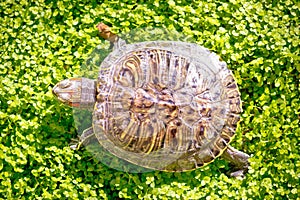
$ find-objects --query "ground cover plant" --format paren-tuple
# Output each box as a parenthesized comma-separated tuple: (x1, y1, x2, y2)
(0, 0, 299, 199)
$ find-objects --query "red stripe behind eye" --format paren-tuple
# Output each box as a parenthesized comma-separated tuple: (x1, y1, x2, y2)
(70, 102, 81, 107)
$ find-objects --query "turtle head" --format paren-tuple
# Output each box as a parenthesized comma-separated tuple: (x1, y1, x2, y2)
(52, 78, 96, 109)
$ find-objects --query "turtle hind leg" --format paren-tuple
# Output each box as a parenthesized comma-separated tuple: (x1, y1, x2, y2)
(221, 145, 250, 177)
(70, 127, 96, 150)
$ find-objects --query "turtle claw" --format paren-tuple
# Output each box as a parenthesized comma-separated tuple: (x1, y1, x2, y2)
(221, 146, 250, 178)
(69, 127, 95, 150)
(70, 144, 78, 150)
(70, 141, 84, 150)
(69, 138, 81, 150)
(229, 169, 247, 178)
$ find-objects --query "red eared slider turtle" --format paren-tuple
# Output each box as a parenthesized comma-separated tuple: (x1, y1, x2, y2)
(53, 23, 250, 176)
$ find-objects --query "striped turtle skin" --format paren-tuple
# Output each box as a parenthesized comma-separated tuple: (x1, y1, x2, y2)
(53, 23, 249, 174)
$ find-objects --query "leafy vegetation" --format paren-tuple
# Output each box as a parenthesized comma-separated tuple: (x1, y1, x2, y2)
(0, 0, 299, 199)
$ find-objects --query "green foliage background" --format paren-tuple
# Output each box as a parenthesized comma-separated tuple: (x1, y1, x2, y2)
(0, 0, 299, 199)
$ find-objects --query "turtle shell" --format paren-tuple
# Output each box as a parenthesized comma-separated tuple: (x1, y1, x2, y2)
(92, 41, 242, 171)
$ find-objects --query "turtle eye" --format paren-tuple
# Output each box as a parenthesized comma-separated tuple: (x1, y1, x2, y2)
(59, 79, 71, 89)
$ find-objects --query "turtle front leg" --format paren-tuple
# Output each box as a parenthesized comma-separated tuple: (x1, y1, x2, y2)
(221, 146, 250, 177)
(96, 22, 126, 50)
(70, 127, 96, 150)
(96, 22, 118, 43)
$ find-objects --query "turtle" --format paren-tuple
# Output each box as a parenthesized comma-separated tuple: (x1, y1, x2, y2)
(52, 23, 250, 176)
